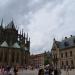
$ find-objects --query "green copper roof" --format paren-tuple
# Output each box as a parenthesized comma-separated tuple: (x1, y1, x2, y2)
(1, 41, 8, 47)
(12, 42, 20, 48)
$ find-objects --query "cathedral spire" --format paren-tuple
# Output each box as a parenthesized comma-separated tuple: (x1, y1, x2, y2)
(24, 32, 25, 38)
(24, 33, 25, 43)
(1, 18, 3, 27)
(11, 20, 15, 28)
(29, 37, 30, 42)
(7, 20, 16, 29)
(20, 30, 21, 35)
(22, 29, 23, 37)
(27, 33, 28, 41)
(53, 38, 56, 41)
(19, 30, 21, 40)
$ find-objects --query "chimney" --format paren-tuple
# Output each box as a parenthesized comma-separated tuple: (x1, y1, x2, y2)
(65, 37, 67, 39)
(70, 35, 72, 37)
(53, 38, 56, 41)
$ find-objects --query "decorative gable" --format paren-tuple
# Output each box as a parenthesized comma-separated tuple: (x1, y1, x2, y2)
(12, 42, 20, 48)
(1, 41, 8, 47)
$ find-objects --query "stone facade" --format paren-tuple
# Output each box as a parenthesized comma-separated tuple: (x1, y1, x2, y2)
(51, 35, 75, 69)
(30, 53, 44, 68)
(0, 19, 30, 67)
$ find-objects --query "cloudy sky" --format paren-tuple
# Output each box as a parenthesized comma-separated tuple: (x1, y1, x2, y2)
(0, 0, 75, 54)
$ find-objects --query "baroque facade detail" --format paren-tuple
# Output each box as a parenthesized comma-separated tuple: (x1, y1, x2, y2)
(51, 35, 75, 69)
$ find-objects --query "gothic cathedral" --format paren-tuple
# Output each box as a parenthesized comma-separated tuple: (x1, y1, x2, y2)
(0, 19, 30, 67)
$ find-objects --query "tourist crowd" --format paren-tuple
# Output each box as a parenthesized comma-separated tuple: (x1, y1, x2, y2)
(0, 65, 18, 75)
(38, 67, 61, 75)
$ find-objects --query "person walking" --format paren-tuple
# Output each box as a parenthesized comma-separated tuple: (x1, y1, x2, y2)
(0, 66, 3, 75)
(54, 69, 58, 75)
(49, 68, 53, 75)
(38, 65, 44, 75)
(58, 69, 61, 75)
(14, 66, 18, 75)
(38, 68, 44, 75)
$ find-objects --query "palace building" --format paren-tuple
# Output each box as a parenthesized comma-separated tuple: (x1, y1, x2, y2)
(0, 19, 30, 66)
(30, 53, 44, 68)
(51, 35, 75, 69)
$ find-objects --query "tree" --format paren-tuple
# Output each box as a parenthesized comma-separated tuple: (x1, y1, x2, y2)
(44, 59, 49, 65)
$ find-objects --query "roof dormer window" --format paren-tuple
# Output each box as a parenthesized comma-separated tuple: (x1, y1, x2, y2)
(73, 39, 75, 43)
(64, 42, 69, 47)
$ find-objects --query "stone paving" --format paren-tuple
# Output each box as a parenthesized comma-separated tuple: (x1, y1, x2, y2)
(16, 69, 75, 75)
(61, 69, 75, 75)
(17, 69, 38, 75)
(0, 69, 75, 75)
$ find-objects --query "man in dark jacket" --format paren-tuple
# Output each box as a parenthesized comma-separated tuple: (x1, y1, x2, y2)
(14, 67, 18, 75)
(54, 69, 58, 75)
(49, 68, 53, 75)
(38, 69, 44, 75)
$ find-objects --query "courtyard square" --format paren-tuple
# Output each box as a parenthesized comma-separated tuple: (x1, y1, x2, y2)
(9, 69, 75, 75)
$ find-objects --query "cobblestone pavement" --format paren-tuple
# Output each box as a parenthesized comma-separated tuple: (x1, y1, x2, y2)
(0, 69, 75, 75)
(61, 69, 75, 75)
(16, 69, 75, 75)
(0, 69, 38, 75)
(17, 69, 38, 75)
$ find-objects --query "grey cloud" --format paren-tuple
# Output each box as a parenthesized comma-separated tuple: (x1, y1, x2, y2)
(0, 0, 52, 54)
(0, 0, 52, 32)
(28, 0, 75, 54)
(0, 0, 75, 54)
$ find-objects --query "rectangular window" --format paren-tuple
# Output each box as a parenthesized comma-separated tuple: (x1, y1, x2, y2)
(62, 61, 64, 66)
(61, 53, 63, 58)
(66, 61, 68, 65)
(71, 60, 73, 65)
(54, 55, 55, 58)
(54, 54, 57, 58)
(70, 51, 72, 57)
(55, 54, 57, 58)
(65, 52, 67, 58)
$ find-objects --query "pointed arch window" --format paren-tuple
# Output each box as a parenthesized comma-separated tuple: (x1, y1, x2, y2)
(16, 53, 19, 63)
(4, 51, 8, 63)
(0, 51, 3, 62)
(11, 51, 15, 62)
